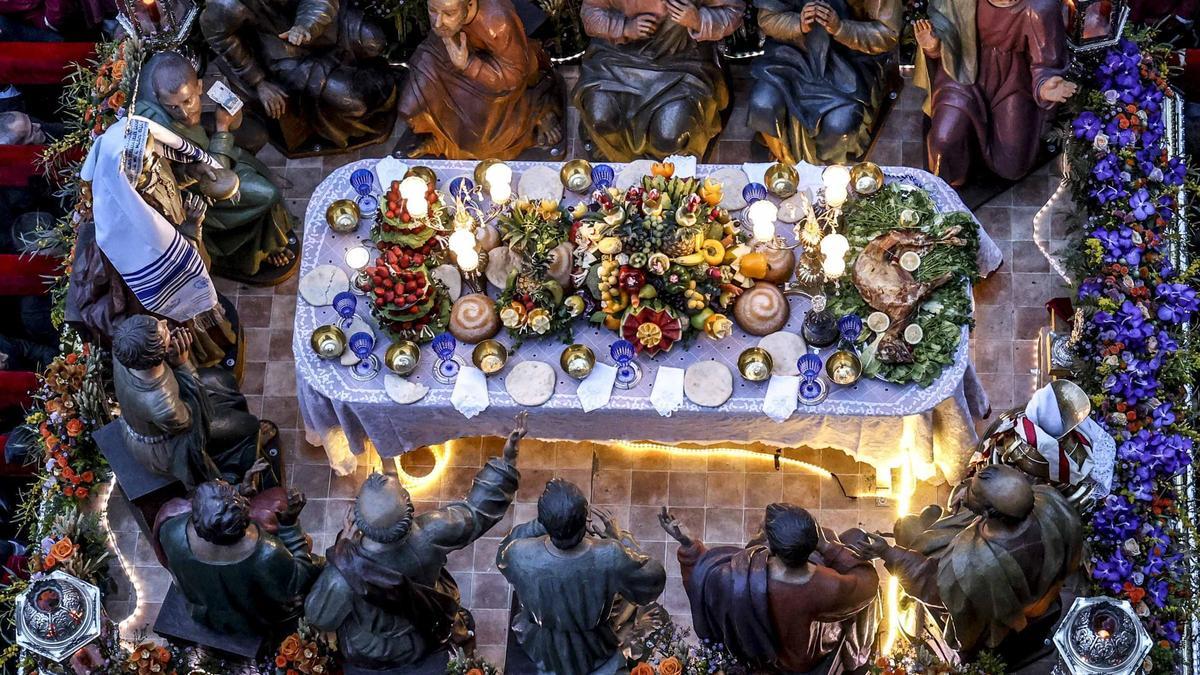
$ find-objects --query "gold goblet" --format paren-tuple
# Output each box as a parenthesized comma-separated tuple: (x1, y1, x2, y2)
(560, 159, 594, 194)
(826, 349, 863, 385)
(472, 339, 508, 375)
(850, 162, 885, 196)
(311, 325, 348, 359)
(560, 344, 595, 380)
(325, 199, 361, 233)
(385, 340, 421, 376)
(737, 347, 774, 382)
(765, 163, 800, 199)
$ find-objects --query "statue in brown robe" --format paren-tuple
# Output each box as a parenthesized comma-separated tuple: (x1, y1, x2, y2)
(662, 504, 879, 674)
(913, 0, 1078, 186)
(574, 0, 744, 161)
(399, 0, 564, 159)
(846, 465, 1083, 666)
(200, 0, 397, 154)
(749, 0, 901, 164)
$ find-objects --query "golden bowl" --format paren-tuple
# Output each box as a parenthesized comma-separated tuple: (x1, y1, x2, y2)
(850, 162, 884, 196)
(765, 162, 799, 199)
(311, 325, 347, 359)
(472, 339, 508, 375)
(826, 349, 863, 385)
(196, 167, 241, 202)
(560, 344, 595, 380)
(474, 159, 502, 188)
(385, 340, 421, 376)
(737, 347, 774, 382)
(326, 199, 361, 233)
(560, 159, 594, 194)
(405, 165, 438, 188)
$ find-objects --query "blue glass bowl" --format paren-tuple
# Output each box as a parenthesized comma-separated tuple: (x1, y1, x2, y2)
(332, 291, 357, 326)
(797, 353, 823, 379)
(742, 182, 768, 204)
(349, 331, 374, 359)
(838, 315, 863, 343)
(350, 168, 376, 196)
(432, 332, 458, 360)
(447, 176, 474, 198)
(591, 164, 615, 186)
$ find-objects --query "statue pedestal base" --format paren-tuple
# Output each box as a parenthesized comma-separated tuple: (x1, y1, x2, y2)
(342, 649, 449, 675)
(154, 584, 265, 658)
(95, 420, 186, 543)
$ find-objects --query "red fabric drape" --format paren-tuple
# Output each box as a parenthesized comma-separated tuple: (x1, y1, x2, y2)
(0, 371, 37, 410)
(0, 42, 93, 84)
(0, 254, 60, 296)
(0, 145, 44, 187)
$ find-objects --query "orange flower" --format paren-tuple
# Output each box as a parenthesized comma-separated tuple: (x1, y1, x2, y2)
(42, 554, 56, 569)
(81, 471, 95, 483)
(154, 647, 170, 662)
(650, 162, 675, 178)
(64, 353, 77, 365)
(62, 466, 76, 480)
(466, 670, 484, 675)
(74, 487, 89, 499)
(279, 635, 302, 658)
(631, 663, 654, 675)
(658, 656, 682, 675)
(45, 399, 62, 414)
(50, 538, 75, 560)
(66, 418, 84, 437)
(108, 90, 126, 109)
(275, 656, 289, 668)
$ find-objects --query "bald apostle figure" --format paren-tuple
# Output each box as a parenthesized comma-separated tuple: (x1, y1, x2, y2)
(399, 0, 564, 159)
(137, 52, 298, 286)
(913, 0, 1077, 186)
(573, 0, 744, 161)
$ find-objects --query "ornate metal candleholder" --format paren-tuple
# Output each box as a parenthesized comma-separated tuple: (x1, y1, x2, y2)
(431, 332, 464, 384)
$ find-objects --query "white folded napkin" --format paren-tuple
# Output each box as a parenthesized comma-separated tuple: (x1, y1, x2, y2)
(664, 155, 698, 178)
(650, 366, 685, 417)
(795, 160, 825, 185)
(577, 363, 617, 412)
(375, 157, 409, 188)
(742, 162, 773, 185)
(763, 375, 800, 422)
(451, 366, 489, 418)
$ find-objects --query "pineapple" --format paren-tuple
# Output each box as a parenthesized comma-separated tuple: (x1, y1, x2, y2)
(662, 225, 701, 257)
(515, 273, 541, 296)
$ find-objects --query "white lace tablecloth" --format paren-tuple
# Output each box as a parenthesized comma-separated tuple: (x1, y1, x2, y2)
(295, 159, 1003, 480)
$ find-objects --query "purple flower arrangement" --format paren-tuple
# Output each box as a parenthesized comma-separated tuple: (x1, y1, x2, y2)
(1066, 38, 1198, 672)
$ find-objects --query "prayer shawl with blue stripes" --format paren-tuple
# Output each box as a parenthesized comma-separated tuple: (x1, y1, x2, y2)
(81, 116, 221, 323)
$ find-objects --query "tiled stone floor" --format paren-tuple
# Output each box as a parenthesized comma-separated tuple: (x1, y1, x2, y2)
(105, 68, 1070, 664)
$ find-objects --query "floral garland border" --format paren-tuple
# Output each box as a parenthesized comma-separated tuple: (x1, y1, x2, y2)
(1064, 36, 1198, 673)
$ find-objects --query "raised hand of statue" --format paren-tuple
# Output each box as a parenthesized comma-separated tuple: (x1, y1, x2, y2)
(665, 0, 701, 31)
(503, 411, 528, 465)
(658, 506, 694, 547)
(1039, 76, 1079, 104)
(183, 192, 208, 240)
(810, 1, 840, 35)
(215, 106, 244, 133)
(443, 33, 470, 71)
(589, 506, 623, 540)
(623, 13, 660, 40)
(913, 19, 940, 56)
(278, 25, 313, 46)
(338, 502, 359, 541)
(277, 488, 307, 526)
(843, 529, 891, 561)
(166, 327, 192, 368)
(240, 457, 271, 492)
(255, 81, 289, 119)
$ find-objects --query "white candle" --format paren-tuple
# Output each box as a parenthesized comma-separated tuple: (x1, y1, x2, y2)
(344, 245, 371, 270)
(398, 176, 429, 218)
(746, 200, 779, 243)
(456, 246, 480, 272)
(822, 165, 850, 209)
(484, 162, 513, 204)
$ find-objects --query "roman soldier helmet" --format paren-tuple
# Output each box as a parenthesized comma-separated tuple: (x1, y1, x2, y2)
(353, 473, 415, 544)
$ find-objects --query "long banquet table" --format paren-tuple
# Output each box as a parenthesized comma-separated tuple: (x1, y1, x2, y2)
(295, 159, 1002, 480)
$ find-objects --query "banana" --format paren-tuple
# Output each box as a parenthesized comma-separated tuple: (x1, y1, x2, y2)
(672, 251, 706, 266)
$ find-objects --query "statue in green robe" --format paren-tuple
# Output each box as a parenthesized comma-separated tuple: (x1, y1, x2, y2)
(135, 52, 297, 285)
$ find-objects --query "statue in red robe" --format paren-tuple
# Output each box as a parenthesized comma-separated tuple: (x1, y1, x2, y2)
(913, 0, 1078, 186)
(399, 0, 564, 159)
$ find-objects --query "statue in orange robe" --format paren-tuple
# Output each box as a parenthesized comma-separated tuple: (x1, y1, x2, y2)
(399, 0, 564, 159)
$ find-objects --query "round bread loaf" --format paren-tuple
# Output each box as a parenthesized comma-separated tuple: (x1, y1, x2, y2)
(733, 282, 790, 336)
(450, 293, 500, 343)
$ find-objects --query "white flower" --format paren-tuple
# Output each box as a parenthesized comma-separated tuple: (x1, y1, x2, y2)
(1150, 168, 1164, 182)
(1124, 538, 1142, 556)
(1104, 90, 1120, 104)
(1093, 133, 1109, 150)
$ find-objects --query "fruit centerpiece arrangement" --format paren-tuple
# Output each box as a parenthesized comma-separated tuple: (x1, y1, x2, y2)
(362, 179, 454, 342)
(827, 182, 979, 386)
(494, 199, 580, 343)
(573, 164, 747, 355)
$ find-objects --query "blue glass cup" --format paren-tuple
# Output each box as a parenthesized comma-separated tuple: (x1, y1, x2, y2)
(431, 332, 462, 384)
(348, 331, 380, 380)
(797, 353, 827, 405)
(610, 339, 642, 389)
(332, 291, 357, 327)
(742, 182, 768, 205)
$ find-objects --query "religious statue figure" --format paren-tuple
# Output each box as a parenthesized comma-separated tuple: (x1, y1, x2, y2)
(155, 479, 322, 635)
(303, 414, 526, 670)
(748, 0, 901, 164)
(913, 0, 1077, 186)
(660, 504, 880, 674)
(111, 315, 270, 490)
(70, 116, 238, 367)
(398, 0, 564, 159)
(497, 479, 667, 675)
(573, 0, 744, 161)
(136, 52, 299, 286)
(199, 0, 397, 154)
(846, 465, 1083, 664)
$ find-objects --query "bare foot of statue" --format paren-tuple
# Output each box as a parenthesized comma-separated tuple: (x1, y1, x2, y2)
(535, 112, 564, 148)
(410, 136, 440, 158)
(266, 247, 295, 268)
